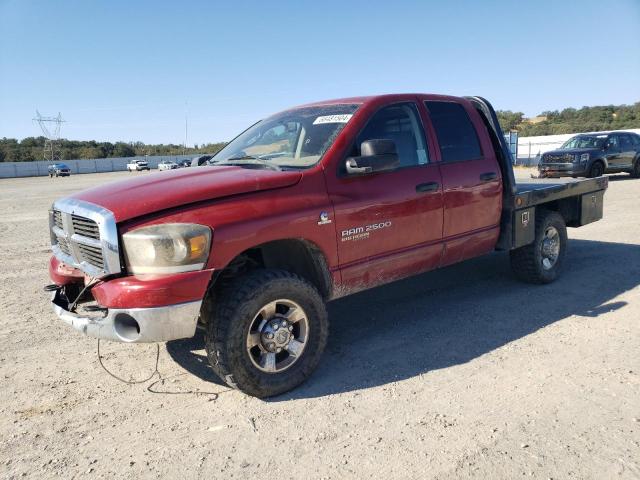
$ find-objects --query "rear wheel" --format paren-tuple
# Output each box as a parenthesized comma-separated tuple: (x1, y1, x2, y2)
(588, 161, 604, 178)
(510, 210, 567, 284)
(204, 269, 328, 398)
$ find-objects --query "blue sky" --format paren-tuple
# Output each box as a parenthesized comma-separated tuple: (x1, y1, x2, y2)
(1, 0, 639, 145)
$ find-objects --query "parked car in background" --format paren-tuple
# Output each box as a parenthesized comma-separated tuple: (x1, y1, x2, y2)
(158, 160, 179, 171)
(539, 131, 640, 178)
(126, 160, 150, 172)
(47, 163, 71, 177)
(177, 159, 192, 168)
(191, 154, 215, 167)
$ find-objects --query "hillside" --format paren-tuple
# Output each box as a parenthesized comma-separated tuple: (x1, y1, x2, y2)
(0, 138, 226, 162)
(497, 102, 640, 136)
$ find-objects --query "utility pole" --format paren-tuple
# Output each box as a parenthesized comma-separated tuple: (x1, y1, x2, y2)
(33, 111, 65, 162)
(183, 101, 188, 155)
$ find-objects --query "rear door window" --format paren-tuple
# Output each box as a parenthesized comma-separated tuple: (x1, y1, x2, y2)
(620, 134, 634, 151)
(424, 101, 482, 162)
(606, 135, 621, 152)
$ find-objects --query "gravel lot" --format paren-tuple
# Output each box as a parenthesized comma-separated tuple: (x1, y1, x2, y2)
(1, 170, 639, 479)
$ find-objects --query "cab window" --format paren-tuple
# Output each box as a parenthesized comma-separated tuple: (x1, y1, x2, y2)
(620, 134, 634, 151)
(425, 101, 482, 162)
(355, 103, 429, 167)
(606, 135, 621, 152)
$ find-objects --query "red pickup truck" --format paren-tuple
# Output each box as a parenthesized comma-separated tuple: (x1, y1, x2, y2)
(47, 94, 607, 397)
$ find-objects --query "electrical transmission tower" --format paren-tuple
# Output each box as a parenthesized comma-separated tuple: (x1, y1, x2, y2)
(33, 111, 65, 162)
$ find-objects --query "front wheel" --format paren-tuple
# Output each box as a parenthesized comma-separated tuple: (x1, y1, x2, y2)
(588, 161, 604, 178)
(510, 210, 567, 284)
(204, 269, 328, 398)
(631, 159, 640, 178)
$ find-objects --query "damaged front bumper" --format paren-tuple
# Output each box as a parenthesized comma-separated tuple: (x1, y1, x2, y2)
(538, 162, 588, 177)
(51, 289, 201, 343)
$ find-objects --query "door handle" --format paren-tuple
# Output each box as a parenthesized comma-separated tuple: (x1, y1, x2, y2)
(416, 182, 439, 193)
(480, 172, 497, 182)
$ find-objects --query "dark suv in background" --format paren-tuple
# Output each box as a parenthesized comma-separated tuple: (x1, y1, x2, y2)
(47, 163, 71, 177)
(538, 131, 640, 178)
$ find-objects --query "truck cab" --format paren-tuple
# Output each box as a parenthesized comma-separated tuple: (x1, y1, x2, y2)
(47, 94, 607, 397)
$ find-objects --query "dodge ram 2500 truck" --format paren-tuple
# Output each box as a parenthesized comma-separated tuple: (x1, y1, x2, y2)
(47, 94, 608, 397)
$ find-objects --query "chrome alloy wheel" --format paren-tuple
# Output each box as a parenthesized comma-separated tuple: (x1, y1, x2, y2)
(541, 226, 561, 270)
(246, 299, 309, 373)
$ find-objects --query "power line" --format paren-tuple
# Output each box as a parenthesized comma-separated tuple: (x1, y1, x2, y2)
(33, 111, 65, 162)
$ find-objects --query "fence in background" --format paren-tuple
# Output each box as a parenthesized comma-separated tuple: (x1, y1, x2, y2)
(0, 155, 196, 178)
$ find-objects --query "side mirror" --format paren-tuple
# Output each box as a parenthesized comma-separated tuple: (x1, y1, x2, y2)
(345, 139, 400, 175)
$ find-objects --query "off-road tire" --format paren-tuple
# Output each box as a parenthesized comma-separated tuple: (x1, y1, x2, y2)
(588, 161, 604, 178)
(203, 269, 328, 398)
(510, 210, 567, 284)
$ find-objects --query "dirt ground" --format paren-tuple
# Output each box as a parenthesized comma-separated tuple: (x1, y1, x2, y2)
(1, 170, 639, 479)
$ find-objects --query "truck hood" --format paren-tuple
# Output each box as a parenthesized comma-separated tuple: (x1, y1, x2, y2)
(71, 166, 302, 222)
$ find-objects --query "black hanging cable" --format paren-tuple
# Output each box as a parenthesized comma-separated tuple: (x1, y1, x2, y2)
(97, 339, 160, 384)
(96, 339, 221, 397)
(68, 277, 99, 313)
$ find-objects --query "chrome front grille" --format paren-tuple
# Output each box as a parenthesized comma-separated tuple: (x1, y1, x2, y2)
(544, 153, 574, 163)
(71, 214, 100, 240)
(49, 199, 121, 278)
(53, 210, 64, 229)
(56, 235, 73, 256)
(76, 243, 105, 269)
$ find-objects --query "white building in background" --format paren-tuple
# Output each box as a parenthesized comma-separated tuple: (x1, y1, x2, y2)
(517, 128, 640, 164)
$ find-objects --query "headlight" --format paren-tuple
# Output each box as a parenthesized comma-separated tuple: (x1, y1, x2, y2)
(122, 223, 211, 274)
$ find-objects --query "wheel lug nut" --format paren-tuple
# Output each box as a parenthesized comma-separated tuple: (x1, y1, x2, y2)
(281, 321, 287, 327)
(266, 333, 274, 339)
(273, 324, 279, 330)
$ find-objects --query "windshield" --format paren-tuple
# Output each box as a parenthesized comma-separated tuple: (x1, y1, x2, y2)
(561, 135, 606, 149)
(211, 104, 359, 169)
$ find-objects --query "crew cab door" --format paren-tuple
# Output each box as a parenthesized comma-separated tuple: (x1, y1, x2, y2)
(619, 134, 636, 168)
(604, 134, 623, 169)
(423, 100, 503, 266)
(326, 102, 444, 292)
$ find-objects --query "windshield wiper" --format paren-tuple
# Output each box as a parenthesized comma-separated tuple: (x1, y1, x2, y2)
(212, 156, 281, 171)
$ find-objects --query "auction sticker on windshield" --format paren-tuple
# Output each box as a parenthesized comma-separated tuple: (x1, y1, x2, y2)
(313, 114, 353, 125)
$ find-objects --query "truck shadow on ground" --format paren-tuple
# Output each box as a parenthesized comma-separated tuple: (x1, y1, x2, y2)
(166, 239, 639, 399)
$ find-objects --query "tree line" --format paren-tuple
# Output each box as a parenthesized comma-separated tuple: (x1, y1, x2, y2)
(2, 101, 639, 161)
(497, 102, 640, 137)
(0, 138, 227, 162)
